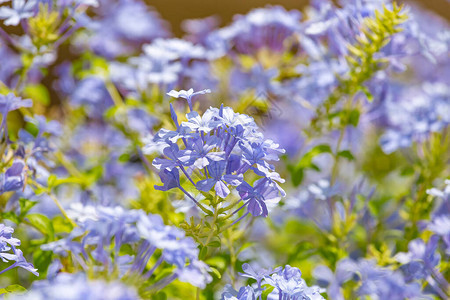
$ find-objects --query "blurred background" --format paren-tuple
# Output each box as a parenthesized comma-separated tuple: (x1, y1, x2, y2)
(146, 0, 450, 36)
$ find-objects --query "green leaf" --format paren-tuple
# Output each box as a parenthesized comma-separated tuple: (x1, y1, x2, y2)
(24, 84, 50, 106)
(118, 153, 130, 163)
(0, 212, 20, 224)
(0, 284, 27, 295)
(33, 249, 53, 274)
(400, 166, 415, 176)
(151, 292, 167, 300)
(19, 198, 37, 216)
(348, 109, 360, 127)
(26, 213, 54, 237)
(297, 144, 332, 169)
(52, 216, 75, 234)
(47, 174, 57, 189)
(199, 246, 208, 260)
(291, 167, 304, 187)
(337, 150, 355, 161)
(210, 266, 222, 279)
(290, 144, 331, 186)
(206, 240, 221, 248)
(205, 257, 226, 269)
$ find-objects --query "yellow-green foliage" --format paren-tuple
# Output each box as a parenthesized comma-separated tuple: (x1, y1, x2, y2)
(313, 3, 408, 132)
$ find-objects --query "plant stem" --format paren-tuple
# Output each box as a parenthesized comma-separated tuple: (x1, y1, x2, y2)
(55, 151, 84, 178)
(204, 195, 219, 247)
(49, 193, 77, 227)
(105, 80, 124, 107)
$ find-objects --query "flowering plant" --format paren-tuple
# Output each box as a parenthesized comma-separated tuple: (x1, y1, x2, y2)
(0, 0, 449, 299)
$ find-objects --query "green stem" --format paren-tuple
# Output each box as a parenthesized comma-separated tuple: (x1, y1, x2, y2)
(226, 228, 237, 286)
(204, 195, 220, 247)
(48, 193, 77, 228)
(330, 127, 345, 186)
(54, 151, 84, 179)
(105, 80, 124, 107)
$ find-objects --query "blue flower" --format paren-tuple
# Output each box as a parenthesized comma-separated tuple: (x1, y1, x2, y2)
(222, 264, 324, 300)
(0, 93, 32, 137)
(221, 284, 257, 300)
(71, 77, 113, 118)
(149, 91, 285, 219)
(41, 204, 211, 290)
(206, 6, 302, 55)
(196, 160, 243, 198)
(0, 224, 20, 262)
(239, 263, 281, 291)
(167, 88, 211, 111)
(0, 223, 38, 276)
(85, 0, 170, 58)
(379, 83, 449, 154)
(0, 0, 37, 26)
(154, 168, 181, 192)
(178, 136, 225, 169)
(9, 272, 138, 300)
(0, 160, 26, 194)
(181, 110, 223, 133)
(355, 259, 423, 299)
(230, 64, 280, 96)
(395, 236, 441, 281)
(236, 179, 282, 217)
(313, 259, 358, 300)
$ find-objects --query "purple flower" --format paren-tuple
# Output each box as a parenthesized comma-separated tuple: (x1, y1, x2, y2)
(149, 92, 285, 218)
(379, 83, 449, 154)
(153, 143, 183, 171)
(0, 0, 37, 26)
(427, 216, 450, 254)
(239, 263, 281, 290)
(9, 272, 139, 300)
(196, 160, 243, 198)
(355, 259, 423, 299)
(395, 236, 441, 281)
(154, 168, 181, 192)
(181, 110, 223, 133)
(85, 0, 170, 59)
(0, 224, 20, 262)
(224, 264, 324, 300)
(207, 6, 302, 55)
(0, 93, 32, 136)
(24, 115, 62, 137)
(41, 204, 211, 289)
(221, 285, 257, 300)
(237, 179, 282, 217)
(182, 16, 220, 45)
(230, 65, 280, 97)
(70, 77, 113, 118)
(178, 136, 225, 169)
(1, 160, 26, 194)
(11, 249, 39, 276)
(0, 223, 38, 276)
(167, 88, 211, 111)
(313, 259, 358, 300)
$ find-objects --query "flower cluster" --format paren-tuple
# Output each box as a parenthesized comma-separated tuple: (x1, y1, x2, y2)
(147, 89, 285, 219)
(222, 264, 324, 300)
(314, 258, 424, 300)
(0, 223, 38, 276)
(42, 203, 212, 290)
(0, 0, 449, 299)
(205, 5, 302, 55)
(380, 83, 450, 154)
(10, 272, 139, 300)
